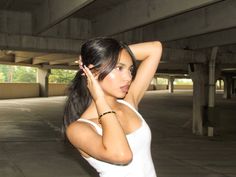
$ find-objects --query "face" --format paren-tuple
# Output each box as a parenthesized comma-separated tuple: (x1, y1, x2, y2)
(99, 49, 134, 99)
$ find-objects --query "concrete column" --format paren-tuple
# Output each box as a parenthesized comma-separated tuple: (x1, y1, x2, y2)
(189, 63, 208, 135)
(223, 76, 232, 99)
(218, 79, 223, 90)
(168, 76, 174, 93)
(152, 76, 158, 90)
(215, 64, 222, 91)
(207, 47, 218, 137)
(37, 68, 51, 97)
(232, 78, 236, 95)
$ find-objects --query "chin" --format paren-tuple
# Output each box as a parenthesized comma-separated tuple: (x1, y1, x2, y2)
(106, 91, 127, 99)
(117, 95, 125, 99)
(116, 92, 127, 99)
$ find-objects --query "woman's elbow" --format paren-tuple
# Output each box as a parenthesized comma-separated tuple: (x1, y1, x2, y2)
(113, 150, 133, 164)
(153, 41, 162, 50)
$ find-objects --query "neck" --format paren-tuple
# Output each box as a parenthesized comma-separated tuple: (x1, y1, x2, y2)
(90, 95, 121, 110)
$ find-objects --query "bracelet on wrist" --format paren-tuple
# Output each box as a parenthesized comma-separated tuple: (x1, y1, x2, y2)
(98, 110, 116, 124)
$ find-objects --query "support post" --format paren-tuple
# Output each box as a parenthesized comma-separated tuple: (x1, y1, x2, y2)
(232, 78, 236, 95)
(152, 76, 158, 90)
(189, 63, 208, 135)
(207, 47, 218, 136)
(168, 76, 174, 93)
(37, 68, 51, 97)
(223, 75, 232, 99)
(219, 79, 223, 90)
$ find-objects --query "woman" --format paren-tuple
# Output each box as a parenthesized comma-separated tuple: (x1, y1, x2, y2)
(63, 37, 162, 177)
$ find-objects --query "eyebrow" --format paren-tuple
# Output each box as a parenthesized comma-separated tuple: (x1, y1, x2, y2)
(117, 62, 133, 68)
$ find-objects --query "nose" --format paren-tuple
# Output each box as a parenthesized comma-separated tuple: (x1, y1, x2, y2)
(123, 69, 132, 82)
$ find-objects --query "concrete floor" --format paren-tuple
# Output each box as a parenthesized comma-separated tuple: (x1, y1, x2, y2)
(0, 90, 236, 177)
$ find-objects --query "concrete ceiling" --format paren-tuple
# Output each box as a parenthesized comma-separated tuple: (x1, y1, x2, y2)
(0, 0, 235, 77)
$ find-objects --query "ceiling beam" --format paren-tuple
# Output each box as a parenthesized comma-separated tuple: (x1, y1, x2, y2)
(143, 0, 236, 41)
(49, 58, 77, 65)
(34, 53, 77, 60)
(164, 28, 236, 49)
(157, 69, 189, 75)
(32, 58, 48, 65)
(157, 63, 188, 75)
(0, 33, 83, 53)
(113, 0, 236, 43)
(217, 53, 236, 64)
(162, 48, 206, 63)
(163, 48, 236, 64)
(0, 54, 14, 61)
(92, 0, 221, 36)
(41, 64, 79, 70)
(0, 61, 37, 67)
(33, 0, 94, 34)
(15, 56, 31, 63)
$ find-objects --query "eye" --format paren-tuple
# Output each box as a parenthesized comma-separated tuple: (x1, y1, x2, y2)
(129, 66, 134, 71)
(115, 65, 124, 71)
(129, 66, 135, 74)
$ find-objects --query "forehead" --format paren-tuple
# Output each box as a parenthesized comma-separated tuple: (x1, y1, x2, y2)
(118, 49, 133, 65)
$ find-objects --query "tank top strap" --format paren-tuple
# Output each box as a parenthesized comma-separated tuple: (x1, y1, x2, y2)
(117, 99, 143, 120)
(77, 118, 102, 135)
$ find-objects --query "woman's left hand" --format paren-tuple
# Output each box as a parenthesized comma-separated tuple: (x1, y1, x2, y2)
(80, 65, 105, 101)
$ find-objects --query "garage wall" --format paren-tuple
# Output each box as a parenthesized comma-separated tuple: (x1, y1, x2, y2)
(0, 83, 40, 99)
(0, 83, 198, 99)
(0, 83, 68, 99)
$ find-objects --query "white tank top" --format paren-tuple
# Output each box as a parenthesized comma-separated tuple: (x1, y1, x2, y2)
(77, 99, 157, 177)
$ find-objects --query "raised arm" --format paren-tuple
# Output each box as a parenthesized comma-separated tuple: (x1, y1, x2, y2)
(66, 65, 133, 165)
(125, 41, 162, 107)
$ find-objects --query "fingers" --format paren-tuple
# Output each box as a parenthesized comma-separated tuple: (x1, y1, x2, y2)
(79, 65, 104, 100)
(84, 66, 94, 78)
(79, 65, 96, 87)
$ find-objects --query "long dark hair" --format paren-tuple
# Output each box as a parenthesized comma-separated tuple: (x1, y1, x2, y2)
(63, 37, 137, 128)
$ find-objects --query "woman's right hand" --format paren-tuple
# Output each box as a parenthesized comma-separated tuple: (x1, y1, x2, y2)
(80, 65, 105, 101)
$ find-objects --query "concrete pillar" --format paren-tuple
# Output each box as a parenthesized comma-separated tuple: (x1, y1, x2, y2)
(208, 56, 216, 107)
(37, 68, 51, 97)
(232, 78, 236, 95)
(168, 76, 174, 93)
(207, 47, 218, 137)
(219, 79, 223, 90)
(152, 76, 158, 90)
(189, 63, 208, 135)
(223, 76, 232, 99)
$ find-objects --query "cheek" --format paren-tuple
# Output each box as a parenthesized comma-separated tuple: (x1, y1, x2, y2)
(107, 72, 116, 80)
(100, 72, 118, 88)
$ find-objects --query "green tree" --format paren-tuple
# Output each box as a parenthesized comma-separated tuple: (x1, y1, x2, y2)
(49, 69, 77, 83)
(0, 72, 5, 82)
(157, 78, 168, 84)
(0, 65, 76, 83)
(0, 65, 13, 82)
(174, 79, 192, 85)
(13, 66, 36, 83)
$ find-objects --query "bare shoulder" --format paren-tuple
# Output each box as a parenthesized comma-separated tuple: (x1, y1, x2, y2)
(66, 120, 98, 145)
(66, 120, 85, 134)
(66, 119, 110, 161)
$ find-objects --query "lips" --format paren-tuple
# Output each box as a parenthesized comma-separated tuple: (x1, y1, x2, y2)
(120, 85, 130, 93)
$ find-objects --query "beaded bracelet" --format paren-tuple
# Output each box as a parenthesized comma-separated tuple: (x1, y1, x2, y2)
(98, 110, 116, 124)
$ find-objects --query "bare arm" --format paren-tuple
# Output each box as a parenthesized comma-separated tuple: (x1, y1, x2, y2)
(66, 110, 132, 164)
(125, 41, 162, 107)
(66, 66, 132, 164)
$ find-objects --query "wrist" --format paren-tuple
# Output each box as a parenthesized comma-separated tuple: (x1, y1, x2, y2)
(98, 110, 116, 124)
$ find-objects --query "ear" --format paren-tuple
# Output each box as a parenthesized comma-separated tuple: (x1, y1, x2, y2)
(78, 56, 83, 66)
(88, 64, 94, 69)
